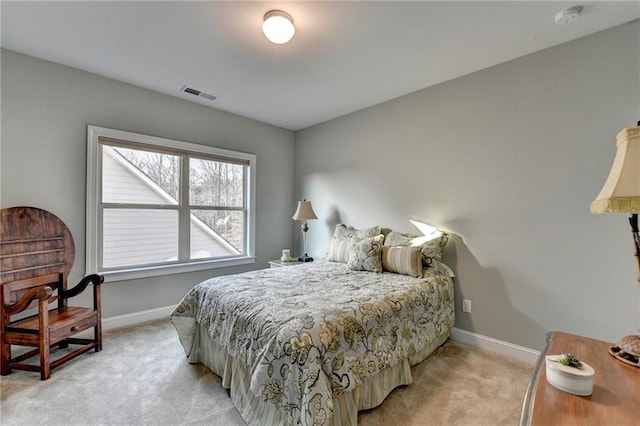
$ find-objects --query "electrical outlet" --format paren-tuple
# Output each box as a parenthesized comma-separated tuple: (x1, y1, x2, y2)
(462, 299, 472, 313)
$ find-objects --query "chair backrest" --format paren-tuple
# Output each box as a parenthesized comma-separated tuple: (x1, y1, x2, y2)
(0, 207, 74, 309)
(1, 273, 62, 312)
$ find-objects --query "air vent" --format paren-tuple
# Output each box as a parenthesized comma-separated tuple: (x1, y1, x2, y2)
(199, 92, 217, 101)
(180, 86, 217, 102)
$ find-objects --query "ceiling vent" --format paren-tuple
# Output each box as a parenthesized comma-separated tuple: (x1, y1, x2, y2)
(180, 86, 217, 101)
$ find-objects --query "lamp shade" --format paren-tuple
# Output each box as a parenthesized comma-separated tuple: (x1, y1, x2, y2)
(262, 10, 295, 44)
(292, 200, 318, 221)
(591, 126, 640, 214)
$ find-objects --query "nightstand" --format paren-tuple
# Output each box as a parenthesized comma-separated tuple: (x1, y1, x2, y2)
(268, 259, 302, 268)
(521, 331, 640, 425)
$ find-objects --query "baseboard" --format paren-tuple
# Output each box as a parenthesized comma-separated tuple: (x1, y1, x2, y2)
(100, 309, 539, 365)
(451, 327, 540, 365)
(102, 305, 176, 331)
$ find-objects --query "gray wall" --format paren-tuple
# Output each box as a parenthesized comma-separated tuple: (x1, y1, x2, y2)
(294, 21, 640, 350)
(1, 49, 296, 318)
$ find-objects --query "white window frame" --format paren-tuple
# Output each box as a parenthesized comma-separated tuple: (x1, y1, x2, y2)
(86, 125, 256, 281)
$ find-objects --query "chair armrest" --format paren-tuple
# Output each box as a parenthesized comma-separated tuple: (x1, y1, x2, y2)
(62, 274, 104, 299)
(5, 286, 52, 316)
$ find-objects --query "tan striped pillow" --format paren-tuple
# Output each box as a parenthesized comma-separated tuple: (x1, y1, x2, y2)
(382, 246, 423, 278)
(327, 237, 352, 263)
(383, 231, 449, 266)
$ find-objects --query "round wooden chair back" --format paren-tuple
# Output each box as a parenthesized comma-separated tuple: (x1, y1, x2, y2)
(0, 206, 74, 286)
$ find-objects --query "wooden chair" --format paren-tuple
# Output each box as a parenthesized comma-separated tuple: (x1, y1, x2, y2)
(0, 206, 103, 380)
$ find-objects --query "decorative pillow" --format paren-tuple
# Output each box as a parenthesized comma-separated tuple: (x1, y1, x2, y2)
(327, 224, 382, 263)
(347, 234, 384, 273)
(383, 230, 449, 266)
(327, 237, 352, 263)
(381, 246, 423, 278)
(333, 224, 382, 240)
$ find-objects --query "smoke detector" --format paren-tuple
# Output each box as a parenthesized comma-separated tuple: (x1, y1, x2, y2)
(555, 6, 583, 25)
(180, 86, 217, 101)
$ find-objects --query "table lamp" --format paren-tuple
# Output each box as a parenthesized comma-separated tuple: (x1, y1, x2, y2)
(591, 122, 640, 367)
(292, 200, 318, 262)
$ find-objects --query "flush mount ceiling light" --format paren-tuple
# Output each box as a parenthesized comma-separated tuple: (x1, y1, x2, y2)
(555, 5, 583, 25)
(262, 9, 295, 44)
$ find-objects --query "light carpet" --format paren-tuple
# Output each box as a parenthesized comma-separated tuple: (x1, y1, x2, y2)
(0, 320, 531, 425)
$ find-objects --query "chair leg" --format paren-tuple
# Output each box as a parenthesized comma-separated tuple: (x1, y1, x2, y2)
(95, 323, 102, 352)
(40, 339, 50, 380)
(1, 342, 11, 376)
(38, 300, 50, 380)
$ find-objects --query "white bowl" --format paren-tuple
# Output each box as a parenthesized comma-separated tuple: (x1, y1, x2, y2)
(545, 355, 595, 396)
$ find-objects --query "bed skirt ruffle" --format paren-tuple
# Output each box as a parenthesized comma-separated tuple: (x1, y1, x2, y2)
(178, 319, 449, 426)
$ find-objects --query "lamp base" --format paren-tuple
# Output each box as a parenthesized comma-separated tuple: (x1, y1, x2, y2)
(609, 334, 640, 367)
(298, 254, 314, 262)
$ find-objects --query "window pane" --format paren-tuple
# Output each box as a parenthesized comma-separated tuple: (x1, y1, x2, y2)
(190, 210, 244, 258)
(89, 126, 256, 278)
(103, 209, 178, 268)
(102, 146, 179, 204)
(189, 158, 244, 207)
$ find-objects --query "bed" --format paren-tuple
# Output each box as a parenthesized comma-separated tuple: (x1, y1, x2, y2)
(170, 225, 454, 426)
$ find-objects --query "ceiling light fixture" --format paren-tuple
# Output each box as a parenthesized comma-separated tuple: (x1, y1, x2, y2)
(262, 10, 295, 44)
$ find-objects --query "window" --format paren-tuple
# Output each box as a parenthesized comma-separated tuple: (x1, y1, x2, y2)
(87, 126, 256, 281)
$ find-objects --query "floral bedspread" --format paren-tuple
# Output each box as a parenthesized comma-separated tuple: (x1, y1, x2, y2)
(171, 260, 454, 425)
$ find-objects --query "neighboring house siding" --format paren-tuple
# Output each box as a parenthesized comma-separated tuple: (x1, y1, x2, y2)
(103, 209, 179, 267)
(101, 147, 237, 268)
(102, 151, 170, 204)
(191, 223, 237, 259)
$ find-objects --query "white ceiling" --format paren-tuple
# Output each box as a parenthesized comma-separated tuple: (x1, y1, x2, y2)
(2, 1, 639, 131)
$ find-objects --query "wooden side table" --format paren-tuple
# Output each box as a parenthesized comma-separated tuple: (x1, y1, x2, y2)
(520, 331, 640, 426)
(268, 259, 302, 268)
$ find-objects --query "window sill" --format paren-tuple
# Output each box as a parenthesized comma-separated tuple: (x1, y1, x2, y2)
(96, 256, 256, 282)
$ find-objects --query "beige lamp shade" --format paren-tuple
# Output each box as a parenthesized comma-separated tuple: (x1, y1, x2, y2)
(591, 126, 640, 214)
(292, 200, 318, 220)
